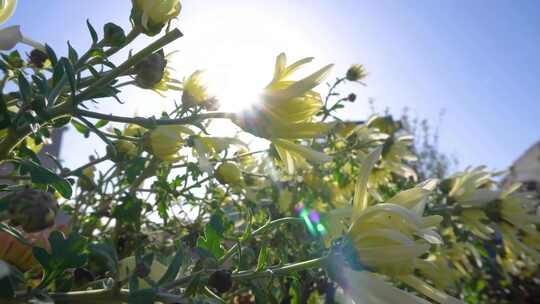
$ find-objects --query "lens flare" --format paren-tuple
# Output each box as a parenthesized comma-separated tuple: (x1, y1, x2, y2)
(296, 204, 326, 237)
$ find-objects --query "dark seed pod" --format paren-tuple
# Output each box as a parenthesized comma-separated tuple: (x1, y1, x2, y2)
(29, 49, 48, 68)
(7, 188, 58, 233)
(208, 269, 232, 293)
(134, 50, 166, 89)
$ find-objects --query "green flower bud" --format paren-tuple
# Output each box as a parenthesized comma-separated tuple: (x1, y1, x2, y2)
(215, 162, 242, 186)
(103, 23, 126, 47)
(107, 140, 138, 162)
(346, 64, 366, 82)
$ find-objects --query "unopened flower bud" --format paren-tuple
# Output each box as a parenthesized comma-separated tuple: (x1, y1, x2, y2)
(131, 0, 181, 36)
(347, 93, 356, 102)
(123, 124, 146, 137)
(7, 188, 58, 233)
(346, 64, 366, 82)
(78, 166, 96, 191)
(215, 162, 242, 186)
(134, 50, 166, 89)
(208, 269, 232, 293)
(108, 140, 138, 161)
(29, 49, 48, 68)
(103, 23, 126, 47)
(143, 125, 192, 161)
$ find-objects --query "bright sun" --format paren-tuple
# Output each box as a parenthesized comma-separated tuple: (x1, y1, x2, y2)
(202, 42, 273, 113)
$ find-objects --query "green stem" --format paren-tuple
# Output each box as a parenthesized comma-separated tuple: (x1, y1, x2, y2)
(161, 255, 329, 291)
(62, 155, 110, 177)
(232, 255, 329, 280)
(77, 109, 235, 128)
(218, 217, 304, 264)
(0, 29, 182, 163)
(321, 77, 345, 121)
(77, 29, 182, 102)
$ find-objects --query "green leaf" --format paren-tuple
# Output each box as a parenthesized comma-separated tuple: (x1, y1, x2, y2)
(86, 19, 98, 44)
(44, 44, 58, 66)
(71, 120, 90, 137)
(0, 223, 31, 246)
(52, 61, 64, 87)
(256, 246, 268, 272)
(83, 85, 120, 100)
(88, 242, 118, 274)
(60, 58, 77, 97)
(197, 225, 224, 259)
(67, 41, 79, 64)
(18, 160, 73, 198)
(113, 196, 143, 225)
(33, 231, 88, 279)
(32, 247, 52, 272)
(17, 73, 32, 104)
(31, 74, 50, 96)
(0, 95, 11, 129)
(95, 119, 109, 129)
(158, 248, 184, 285)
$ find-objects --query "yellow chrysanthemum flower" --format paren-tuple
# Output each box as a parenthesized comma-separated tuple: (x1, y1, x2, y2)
(0, 0, 16, 25)
(123, 124, 146, 138)
(234, 53, 333, 139)
(182, 70, 210, 107)
(143, 125, 193, 161)
(132, 0, 181, 34)
(271, 139, 331, 175)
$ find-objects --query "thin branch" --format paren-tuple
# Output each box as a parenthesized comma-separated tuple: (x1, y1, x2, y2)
(76, 109, 235, 128)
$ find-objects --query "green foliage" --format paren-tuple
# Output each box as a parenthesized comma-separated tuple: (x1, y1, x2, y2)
(0, 1, 538, 303)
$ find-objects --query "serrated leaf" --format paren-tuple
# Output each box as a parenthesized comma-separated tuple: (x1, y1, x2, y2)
(197, 225, 224, 258)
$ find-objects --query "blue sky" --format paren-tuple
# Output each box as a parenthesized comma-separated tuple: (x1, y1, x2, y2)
(4, 0, 539, 171)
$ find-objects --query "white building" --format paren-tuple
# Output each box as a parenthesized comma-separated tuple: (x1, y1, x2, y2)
(504, 141, 540, 194)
